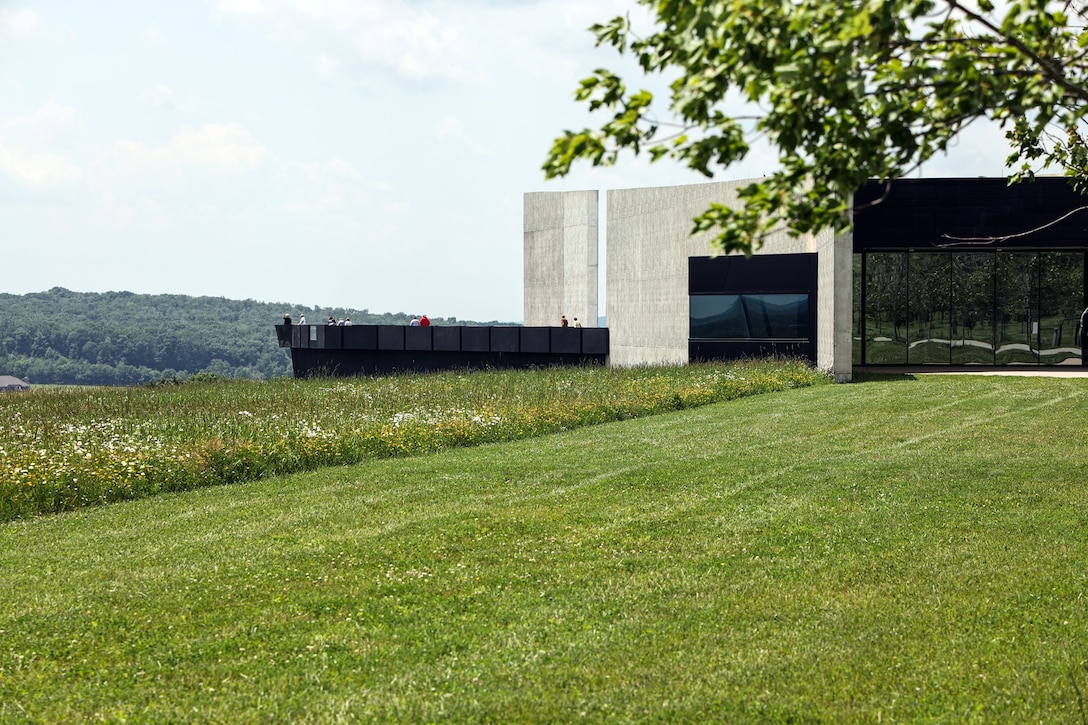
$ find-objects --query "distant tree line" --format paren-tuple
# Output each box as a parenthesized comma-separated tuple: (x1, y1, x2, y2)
(0, 288, 513, 386)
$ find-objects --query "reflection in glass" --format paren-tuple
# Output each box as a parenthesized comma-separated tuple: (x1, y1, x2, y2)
(951, 253, 995, 364)
(690, 294, 809, 339)
(864, 253, 907, 363)
(907, 254, 951, 364)
(746, 295, 809, 337)
(857, 250, 1084, 367)
(690, 295, 747, 338)
(1038, 252, 1083, 364)
(853, 254, 863, 363)
(996, 252, 1039, 364)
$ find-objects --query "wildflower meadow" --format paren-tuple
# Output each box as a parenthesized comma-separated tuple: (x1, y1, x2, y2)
(0, 359, 827, 521)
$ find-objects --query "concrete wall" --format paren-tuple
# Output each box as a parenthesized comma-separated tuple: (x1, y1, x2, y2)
(606, 179, 852, 380)
(824, 231, 854, 382)
(523, 190, 598, 328)
(523, 179, 854, 381)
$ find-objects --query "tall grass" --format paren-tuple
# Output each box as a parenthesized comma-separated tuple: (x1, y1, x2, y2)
(0, 359, 826, 521)
(1, 373, 1086, 721)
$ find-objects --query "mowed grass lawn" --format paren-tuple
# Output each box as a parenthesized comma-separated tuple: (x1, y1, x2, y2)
(2, 373, 1087, 722)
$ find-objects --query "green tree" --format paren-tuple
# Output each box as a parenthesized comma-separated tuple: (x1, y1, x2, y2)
(544, 0, 1088, 253)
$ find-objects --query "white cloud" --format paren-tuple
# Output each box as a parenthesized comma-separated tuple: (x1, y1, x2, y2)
(434, 116, 495, 157)
(364, 11, 474, 82)
(0, 144, 81, 187)
(215, 0, 266, 18)
(146, 85, 192, 113)
(217, 0, 485, 83)
(0, 7, 39, 35)
(112, 123, 273, 173)
(2, 100, 76, 134)
(0, 102, 82, 189)
(140, 23, 169, 46)
(280, 158, 375, 214)
(316, 52, 341, 78)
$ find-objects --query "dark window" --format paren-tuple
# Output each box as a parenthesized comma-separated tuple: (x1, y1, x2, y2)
(907, 253, 951, 364)
(862, 253, 908, 364)
(854, 250, 1085, 366)
(690, 294, 809, 339)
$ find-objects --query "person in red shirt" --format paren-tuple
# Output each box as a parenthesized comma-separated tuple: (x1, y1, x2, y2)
(420, 315, 430, 327)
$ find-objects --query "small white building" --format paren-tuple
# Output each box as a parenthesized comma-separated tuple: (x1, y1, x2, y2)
(0, 375, 31, 392)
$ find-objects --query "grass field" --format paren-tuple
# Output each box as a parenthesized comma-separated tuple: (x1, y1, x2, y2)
(0, 360, 824, 522)
(2, 371, 1087, 721)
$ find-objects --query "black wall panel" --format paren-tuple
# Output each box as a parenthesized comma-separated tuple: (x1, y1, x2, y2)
(521, 327, 550, 354)
(462, 327, 490, 352)
(377, 325, 405, 350)
(582, 328, 610, 355)
(318, 325, 342, 349)
(491, 327, 519, 353)
(550, 327, 581, 354)
(854, 178, 1088, 251)
(343, 325, 378, 350)
(433, 326, 461, 351)
(277, 325, 610, 377)
(405, 327, 433, 351)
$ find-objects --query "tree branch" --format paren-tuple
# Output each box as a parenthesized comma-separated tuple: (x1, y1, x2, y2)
(945, 0, 1088, 103)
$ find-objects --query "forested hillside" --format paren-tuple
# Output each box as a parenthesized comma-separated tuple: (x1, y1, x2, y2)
(0, 288, 507, 385)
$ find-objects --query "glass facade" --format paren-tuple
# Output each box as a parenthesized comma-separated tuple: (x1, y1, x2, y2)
(855, 251, 1085, 365)
(690, 294, 810, 339)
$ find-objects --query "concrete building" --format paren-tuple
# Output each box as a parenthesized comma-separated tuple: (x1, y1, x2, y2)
(523, 190, 599, 331)
(525, 178, 853, 381)
(524, 176, 1088, 383)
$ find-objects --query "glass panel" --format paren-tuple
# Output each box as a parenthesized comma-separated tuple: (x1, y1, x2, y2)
(860, 250, 1082, 367)
(690, 294, 808, 338)
(742, 294, 809, 338)
(853, 253, 862, 364)
(1038, 252, 1083, 365)
(907, 253, 951, 364)
(864, 253, 908, 363)
(691, 295, 747, 338)
(950, 252, 995, 364)
(996, 252, 1039, 364)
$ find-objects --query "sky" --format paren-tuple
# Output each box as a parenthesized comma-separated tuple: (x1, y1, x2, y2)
(0, 1, 1017, 323)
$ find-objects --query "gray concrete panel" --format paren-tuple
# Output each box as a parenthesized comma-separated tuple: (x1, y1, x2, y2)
(825, 231, 854, 382)
(523, 190, 598, 328)
(606, 182, 748, 367)
(605, 179, 842, 374)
